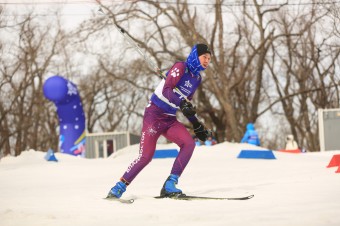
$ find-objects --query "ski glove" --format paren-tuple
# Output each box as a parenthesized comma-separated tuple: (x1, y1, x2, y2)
(180, 99, 196, 117)
(192, 121, 212, 142)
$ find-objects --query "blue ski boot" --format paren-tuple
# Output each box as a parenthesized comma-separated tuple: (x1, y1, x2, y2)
(160, 174, 182, 197)
(107, 181, 126, 198)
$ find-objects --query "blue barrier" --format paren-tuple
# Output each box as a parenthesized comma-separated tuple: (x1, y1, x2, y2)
(153, 149, 178, 159)
(237, 150, 276, 159)
(45, 149, 58, 162)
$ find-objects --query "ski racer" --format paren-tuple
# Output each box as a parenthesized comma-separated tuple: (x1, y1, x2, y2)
(107, 44, 212, 199)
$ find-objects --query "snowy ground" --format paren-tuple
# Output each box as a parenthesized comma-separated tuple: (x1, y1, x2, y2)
(1, 142, 340, 226)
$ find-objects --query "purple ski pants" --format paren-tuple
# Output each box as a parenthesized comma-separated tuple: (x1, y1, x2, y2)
(121, 103, 195, 184)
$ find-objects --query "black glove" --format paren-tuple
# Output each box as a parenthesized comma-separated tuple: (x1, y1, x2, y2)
(180, 99, 196, 117)
(192, 121, 212, 142)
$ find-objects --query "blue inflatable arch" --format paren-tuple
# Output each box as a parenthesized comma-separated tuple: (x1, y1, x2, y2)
(43, 75, 86, 156)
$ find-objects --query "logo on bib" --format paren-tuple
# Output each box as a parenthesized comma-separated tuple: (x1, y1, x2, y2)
(184, 80, 192, 88)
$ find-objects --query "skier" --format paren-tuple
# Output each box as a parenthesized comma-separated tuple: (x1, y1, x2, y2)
(240, 123, 261, 146)
(107, 44, 212, 199)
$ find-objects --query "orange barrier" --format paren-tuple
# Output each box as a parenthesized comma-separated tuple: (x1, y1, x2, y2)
(326, 154, 340, 173)
(277, 149, 301, 154)
(327, 154, 340, 167)
(337, 166, 340, 173)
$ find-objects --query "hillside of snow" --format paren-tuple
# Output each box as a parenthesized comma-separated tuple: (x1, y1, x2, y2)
(1, 142, 340, 226)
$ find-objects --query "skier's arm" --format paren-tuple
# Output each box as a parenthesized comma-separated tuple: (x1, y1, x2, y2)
(162, 62, 186, 106)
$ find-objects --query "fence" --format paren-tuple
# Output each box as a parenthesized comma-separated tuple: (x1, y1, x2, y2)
(85, 131, 140, 158)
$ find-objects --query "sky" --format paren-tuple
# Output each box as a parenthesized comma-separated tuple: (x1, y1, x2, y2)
(1, 0, 97, 29)
(1, 142, 340, 226)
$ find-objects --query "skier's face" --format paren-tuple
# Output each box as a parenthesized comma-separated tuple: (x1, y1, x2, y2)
(199, 53, 211, 69)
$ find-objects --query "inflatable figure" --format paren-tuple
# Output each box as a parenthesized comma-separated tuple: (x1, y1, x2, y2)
(43, 75, 86, 156)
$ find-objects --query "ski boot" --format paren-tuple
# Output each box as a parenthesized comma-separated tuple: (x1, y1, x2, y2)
(160, 174, 183, 197)
(106, 181, 127, 199)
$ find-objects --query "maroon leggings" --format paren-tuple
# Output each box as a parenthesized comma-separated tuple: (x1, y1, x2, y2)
(121, 103, 195, 184)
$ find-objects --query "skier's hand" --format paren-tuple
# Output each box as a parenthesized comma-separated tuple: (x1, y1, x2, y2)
(180, 99, 196, 117)
(192, 121, 212, 142)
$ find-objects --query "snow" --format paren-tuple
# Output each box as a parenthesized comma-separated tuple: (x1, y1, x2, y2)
(1, 142, 340, 226)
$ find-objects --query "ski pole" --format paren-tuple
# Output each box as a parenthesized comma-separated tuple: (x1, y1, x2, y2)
(97, 6, 189, 101)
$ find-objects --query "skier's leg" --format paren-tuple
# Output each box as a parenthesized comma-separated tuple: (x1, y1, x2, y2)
(108, 104, 168, 198)
(160, 121, 195, 196)
(164, 121, 195, 176)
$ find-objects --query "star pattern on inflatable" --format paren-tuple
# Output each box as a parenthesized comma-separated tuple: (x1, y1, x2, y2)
(67, 82, 78, 96)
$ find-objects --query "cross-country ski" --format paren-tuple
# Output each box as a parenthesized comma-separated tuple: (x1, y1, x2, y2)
(154, 194, 254, 201)
(104, 196, 134, 204)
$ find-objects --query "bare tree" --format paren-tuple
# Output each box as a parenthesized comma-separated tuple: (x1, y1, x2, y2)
(92, 0, 339, 150)
(70, 6, 159, 134)
(1, 1, 339, 157)
(262, 2, 339, 151)
(0, 10, 69, 156)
